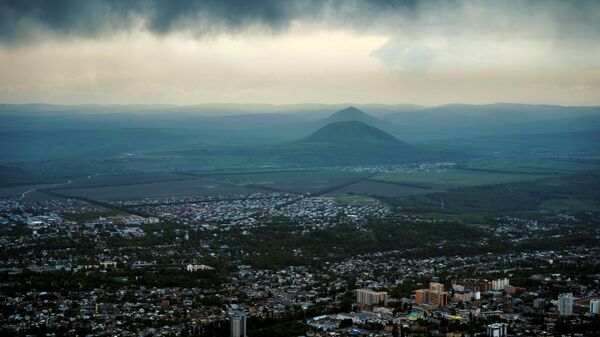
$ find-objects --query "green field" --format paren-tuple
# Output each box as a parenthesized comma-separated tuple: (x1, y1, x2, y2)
(334, 195, 380, 205)
(213, 170, 366, 182)
(212, 170, 369, 193)
(540, 198, 600, 212)
(120, 154, 260, 172)
(387, 172, 600, 216)
(463, 159, 600, 174)
(51, 178, 265, 201)
(325, 180, 436, 197)
(373, 168, 554, 188)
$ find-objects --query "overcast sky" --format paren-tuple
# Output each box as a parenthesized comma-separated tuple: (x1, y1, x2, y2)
(1, 0, 599, 105)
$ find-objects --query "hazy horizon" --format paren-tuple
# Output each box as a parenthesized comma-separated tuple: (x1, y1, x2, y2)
(1, 102, 600, 109)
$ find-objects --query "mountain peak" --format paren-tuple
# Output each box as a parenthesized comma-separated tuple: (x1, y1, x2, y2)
(327, 106, 372, 121)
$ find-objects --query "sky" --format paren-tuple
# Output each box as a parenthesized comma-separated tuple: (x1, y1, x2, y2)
(1, 0, 599, 106)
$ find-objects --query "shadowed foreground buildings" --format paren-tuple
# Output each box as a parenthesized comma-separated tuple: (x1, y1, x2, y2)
(1, 170, 600, 335)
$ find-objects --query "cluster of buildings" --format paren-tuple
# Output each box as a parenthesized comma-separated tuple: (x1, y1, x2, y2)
(490, 216, 582, 243)
(3, 238, 597, 336)
(25, 198, 107, 214)
(130, 192, 297, 229)
(334, 162, 456, 173)
(356, 289, 389, 307)
(0, 191, 599, 336)
(415, 282, 448, 309)
(273, 196, 391, 229)
(115, 192, 390, 231)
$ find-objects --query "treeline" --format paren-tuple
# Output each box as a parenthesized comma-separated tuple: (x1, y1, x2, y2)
(390, 172, 600, 215)
(218, 217, 484, 269)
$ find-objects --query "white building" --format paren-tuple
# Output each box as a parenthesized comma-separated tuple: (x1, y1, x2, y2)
(230, 312, 246, 337)
(487, 323, 507, 337)
(557, 293, 574, 316)
(491, 278, 510, 291)
(100, 261, 117, 269)
(186, 264, 215, 272)
(590, 298, 600, 314)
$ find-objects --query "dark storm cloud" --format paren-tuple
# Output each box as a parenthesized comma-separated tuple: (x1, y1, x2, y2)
(0, 0, 423, 42)
(0, 0, 139, 40)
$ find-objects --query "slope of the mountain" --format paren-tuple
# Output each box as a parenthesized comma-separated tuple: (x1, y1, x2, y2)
(319, 106, 392, 130)
(300, 121, 407, 146)
(272, 120, 464, 165)
(0, 165, 40, 186)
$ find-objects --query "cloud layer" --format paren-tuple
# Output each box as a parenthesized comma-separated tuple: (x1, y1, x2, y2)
(0, 0, 389, 41)
(2, 0, 599, 41)
(1, 0, 599, 105)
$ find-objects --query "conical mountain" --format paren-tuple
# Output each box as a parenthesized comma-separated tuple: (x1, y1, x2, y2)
(322, 106, 384, 127)
(283, 121, 419, 165)
(301, 121, 408, 147)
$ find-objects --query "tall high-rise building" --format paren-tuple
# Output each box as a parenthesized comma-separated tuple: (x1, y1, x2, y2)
(590, 298, 600, 314)
(356, 289, 388, 306)
(557, 293, 574, 316)
(491, 278, 510, 291)
(229, 312, 247, 337)
(487, 323, 508, 337)
(414, 282, 448, 308)
(533, 298, 545, 311)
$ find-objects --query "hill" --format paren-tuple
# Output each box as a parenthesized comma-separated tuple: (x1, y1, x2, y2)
(300, 121, 408, 147)
(274, 121, 444, 165)
(0, 165, 41, 186)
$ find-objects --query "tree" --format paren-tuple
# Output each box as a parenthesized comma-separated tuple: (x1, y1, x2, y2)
(392, 324, 400, 337)
(340, 318, 353, 329)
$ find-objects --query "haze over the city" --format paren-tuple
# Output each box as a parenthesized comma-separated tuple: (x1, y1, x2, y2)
(1, 0, 600, 106)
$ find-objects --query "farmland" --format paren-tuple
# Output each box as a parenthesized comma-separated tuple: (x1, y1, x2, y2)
(54, 172, 195, 189)
(210, 169, 370, 194)
(48, 178, 266, 201)
(462, 158, 600, 174)
(386, 172, 600, 218)
(3, 160, 598, 207)
(0, 184, 57, 198)
(333, 195, 380, 205)
(325, 180, 435, 197)
(372, 168, 555, 188)
(540, 197, 600, 212)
